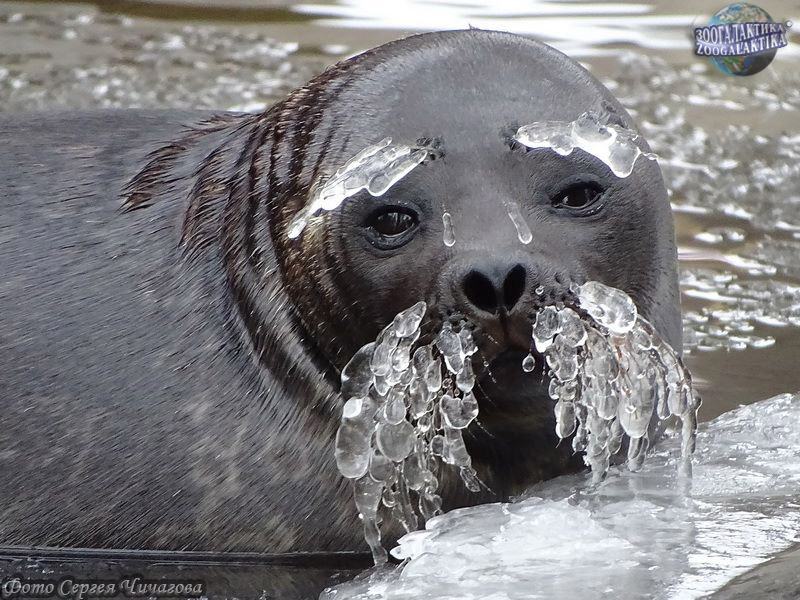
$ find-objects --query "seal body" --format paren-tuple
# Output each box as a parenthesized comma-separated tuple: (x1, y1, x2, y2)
(0, 30, 680, 552)
(0, 110, 356, 552)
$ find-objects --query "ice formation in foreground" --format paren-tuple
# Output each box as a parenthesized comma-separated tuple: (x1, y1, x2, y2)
(288, 138, 429, 239)
(513, 111, 658, 178)
(325, 392, 800, 600)
(334, 281, 698, 563)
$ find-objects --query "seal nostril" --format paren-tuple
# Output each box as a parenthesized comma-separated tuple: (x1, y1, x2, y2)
(503, 264, 526, 310)
(463, 270, 498, 313)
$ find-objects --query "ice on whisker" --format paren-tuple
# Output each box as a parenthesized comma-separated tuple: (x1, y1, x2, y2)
(334, 281, 699, 562)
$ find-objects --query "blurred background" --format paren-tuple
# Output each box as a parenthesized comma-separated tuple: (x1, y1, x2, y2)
(1, 0, 799, 421)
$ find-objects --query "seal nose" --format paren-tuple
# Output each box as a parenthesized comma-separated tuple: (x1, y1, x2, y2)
(462, 263, 527, 314)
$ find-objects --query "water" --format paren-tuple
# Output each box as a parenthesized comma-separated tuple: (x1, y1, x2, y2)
(1, 0, 799, 597)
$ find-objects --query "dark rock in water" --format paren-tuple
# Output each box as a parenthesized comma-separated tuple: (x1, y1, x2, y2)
(710, 543, 800, 600)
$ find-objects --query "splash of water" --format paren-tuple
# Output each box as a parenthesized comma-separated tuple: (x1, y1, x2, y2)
(287, 138, 428, 239)
(335, 282, 698, 562)
(513, 111, 658, 178)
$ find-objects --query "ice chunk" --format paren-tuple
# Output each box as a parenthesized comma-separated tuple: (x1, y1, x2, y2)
(288, 138, 428, 239)
(532, 305, 561, 352)
(440, 392, 479, 429)
(341, 342, 376, 400)
(514, 111, 658, 178)
(393, 301, 426, 338)
(435, 323, 464, 374)
(335, 397, 377, 479)
(376, 421, 415, 462)
(576, 280, 638, 336)
(325, 393, 800, 600)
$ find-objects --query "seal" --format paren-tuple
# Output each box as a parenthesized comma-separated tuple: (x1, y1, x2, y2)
(0, 29, 680, 553)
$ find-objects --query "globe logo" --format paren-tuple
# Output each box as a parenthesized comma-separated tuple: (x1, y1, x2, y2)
(694, 2, 790, 76)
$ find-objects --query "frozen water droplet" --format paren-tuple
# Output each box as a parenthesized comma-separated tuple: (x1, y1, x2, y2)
(442, 426, 471, 467)
(342, 397, 363, 419)
(506, 201, 532, 244)
(442, 212, 456, 247)
(555, 400, 576, 439)
(522, 353, 536, 372)
(353, 475, 387, 564)
(409, 378, 431, 418)
(430, 434, 445, 457)
(341, 342, 376, 400)
(457, 327, 477, 357)
(456, 360, 475, 392)
(376, 420, 415, 462)
(335, 403, 375, 479)
(368, 449, 395, 482)
(418, 492, 442, 521)
(459, 466, 482, 492)
(425, 357, 443, 393)
(412, 345, 432, 374)
(436, 323, 464, 374)
(441, 392, 479, 429)
(373, 373, 391, 396)
(393, 301, 426, 337)
(383, 391, 407, 425)
(370, 330, 398, 377)
(403, 455, 426, 491)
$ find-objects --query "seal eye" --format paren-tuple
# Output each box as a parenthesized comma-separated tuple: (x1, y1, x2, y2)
(365, 206, 419, 244)
(552, 183, 604, 213)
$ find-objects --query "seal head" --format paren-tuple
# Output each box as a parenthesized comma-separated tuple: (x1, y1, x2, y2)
(255, 30, 680, 502)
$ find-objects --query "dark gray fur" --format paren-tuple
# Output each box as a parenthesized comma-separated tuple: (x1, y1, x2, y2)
(0, 30, 680, 552)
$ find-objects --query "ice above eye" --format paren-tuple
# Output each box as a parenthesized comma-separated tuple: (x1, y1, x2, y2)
(513, 111, 658, 178)
(334, 281, 699, 563)
(287, 137, 429, 239)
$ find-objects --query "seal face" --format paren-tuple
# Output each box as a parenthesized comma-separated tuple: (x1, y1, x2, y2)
(0, 29, 680, 552)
